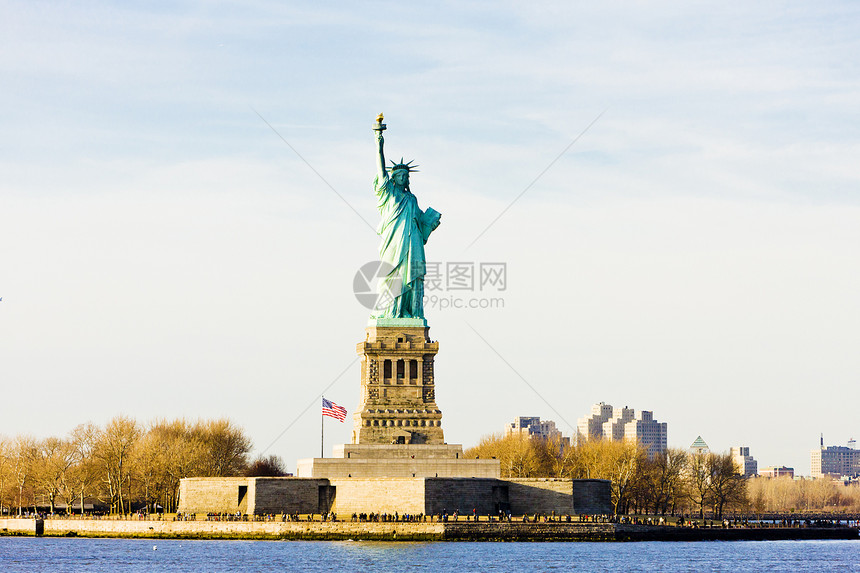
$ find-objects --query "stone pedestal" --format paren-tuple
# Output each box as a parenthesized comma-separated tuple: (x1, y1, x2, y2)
(351, 318, 444, 445)
(296, 444, 500, 479)
(298, 318, 501, 479)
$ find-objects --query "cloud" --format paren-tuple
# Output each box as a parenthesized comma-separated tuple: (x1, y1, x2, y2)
(2, 1, 859, 473)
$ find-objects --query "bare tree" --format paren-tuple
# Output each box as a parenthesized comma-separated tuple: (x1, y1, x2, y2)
(464, 433, 505, 460)
(605, 441, 646, 515)
(571, 437, 604, 479)
(193, 418, 252, 477)
(507, 435, 541, 478)
(0, 436, 10, 515)
(747, 475, 860, 514)
(63, 423, 100, 515)
(686, 452, 711, 519)
(134, 430, 163, 515)
(748, 479, 766, 518)
(707, 452, 746, 519)
(11, 436, 38, 515)
(147, 419, 204, 512)
(245, 455, 288, 477)
(465, 433, 541, 478)
(94, 416, 139, 514)
(536, 435, 576, 478)
(573, 438, 645, 514)
(650, 448, 688, 515)
(33, 437, 75, 514)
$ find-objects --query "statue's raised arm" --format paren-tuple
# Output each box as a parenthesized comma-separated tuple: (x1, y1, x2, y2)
(373, 113, 387, 183)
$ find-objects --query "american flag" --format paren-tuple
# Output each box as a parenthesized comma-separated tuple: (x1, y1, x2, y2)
(322, 398, 347, 422)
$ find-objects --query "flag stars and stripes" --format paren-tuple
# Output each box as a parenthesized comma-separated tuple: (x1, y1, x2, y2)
(322, 398, 347, 422)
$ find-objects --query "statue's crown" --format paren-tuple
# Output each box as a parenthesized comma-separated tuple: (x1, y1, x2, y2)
(388, 158, 419, 173)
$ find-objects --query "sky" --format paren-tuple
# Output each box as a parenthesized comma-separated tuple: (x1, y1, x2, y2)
(1, 1, 859, 475)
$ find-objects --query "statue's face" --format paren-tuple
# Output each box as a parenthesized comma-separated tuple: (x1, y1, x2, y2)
(393, 170, 409, 186)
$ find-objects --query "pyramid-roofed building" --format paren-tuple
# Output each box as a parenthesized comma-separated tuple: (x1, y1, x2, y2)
(690, 436, 710, 455)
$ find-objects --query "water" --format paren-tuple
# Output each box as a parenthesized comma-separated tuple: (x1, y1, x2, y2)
(1, 538, 858, 572)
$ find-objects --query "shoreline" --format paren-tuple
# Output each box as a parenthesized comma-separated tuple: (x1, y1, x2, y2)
(2, 518, 857, 542)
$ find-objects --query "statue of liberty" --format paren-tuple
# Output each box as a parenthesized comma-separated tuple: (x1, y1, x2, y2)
(372, 114, 441, 319)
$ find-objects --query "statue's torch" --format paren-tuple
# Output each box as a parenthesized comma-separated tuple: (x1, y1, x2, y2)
(373, 113, 386, 132)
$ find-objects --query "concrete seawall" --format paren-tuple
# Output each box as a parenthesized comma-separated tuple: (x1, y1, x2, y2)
(1, 519, 857, 542)
(0, 519, 444, 541)
(613, 524, 860, 541)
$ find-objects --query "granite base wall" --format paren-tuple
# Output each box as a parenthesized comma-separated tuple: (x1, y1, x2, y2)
(572, 479, 612, 515)
(178, 477, 612, 516)
(424, 478, 498, 515)
(252, 478, 329, 515)
(178, 478, 328, 515)
(507, 479, 575, 515)
(178, 477, 248, 514)
(330, 478, 427, 514)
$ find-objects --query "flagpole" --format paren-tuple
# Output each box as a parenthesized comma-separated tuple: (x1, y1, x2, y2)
(321, 397, 324, 458)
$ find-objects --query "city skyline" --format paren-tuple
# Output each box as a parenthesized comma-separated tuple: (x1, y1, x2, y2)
(2, 2, 860, 476)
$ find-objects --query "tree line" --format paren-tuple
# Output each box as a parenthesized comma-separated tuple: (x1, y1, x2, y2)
(0, 416, 284, 516)
(465, 433, 860, 517)
(5, 420, 857, 518)
(746, 472, 860, 514)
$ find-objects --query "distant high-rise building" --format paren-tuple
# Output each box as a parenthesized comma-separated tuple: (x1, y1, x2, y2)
(624, 411, 668, 459)
(759, 466, 794, 479)
(602, 407, 634, 441)
(576, 403, 667, 458)
(505, 416, 565, 444)
(690, 436, 710, 455)
(811, 437, 860, 478)
(576, 402, 613, 443)
(730, 446, 758, 477)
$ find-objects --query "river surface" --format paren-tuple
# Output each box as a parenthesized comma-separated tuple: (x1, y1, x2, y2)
(1, 537, 858, 571)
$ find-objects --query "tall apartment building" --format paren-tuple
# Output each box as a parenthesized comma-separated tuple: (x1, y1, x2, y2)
(505, 416, 565, 443)
(602, 407, 634, 441)
(576, 402, 613, 442)
(730, 446, 758, 477)
(811, 436, 860, 478)
(624, 411, 668, 459)
(576, 403, 667, 458)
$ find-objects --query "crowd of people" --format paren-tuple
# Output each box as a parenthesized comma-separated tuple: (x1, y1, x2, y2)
(6, 510, 858, 529)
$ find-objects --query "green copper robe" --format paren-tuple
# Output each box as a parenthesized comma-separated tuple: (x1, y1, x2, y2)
(373, 173, 441, 318)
